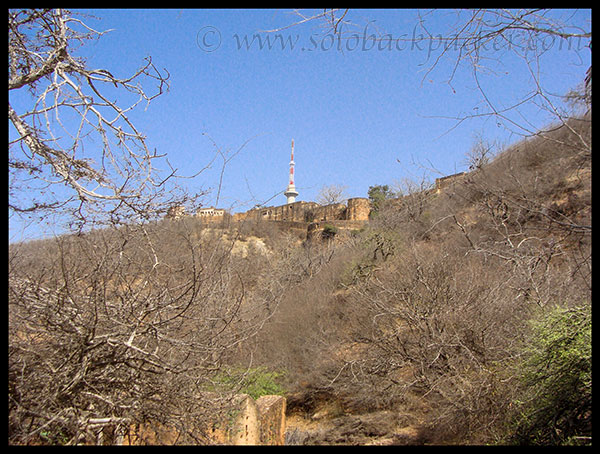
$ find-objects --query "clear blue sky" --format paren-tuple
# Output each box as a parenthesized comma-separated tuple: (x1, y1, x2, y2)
(9, 8, 591, 241)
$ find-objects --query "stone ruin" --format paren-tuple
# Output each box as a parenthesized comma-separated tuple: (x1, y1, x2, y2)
(165, 198, 372, 238)
(92, 394, 287, 446)
(232, 197, 370, 223)
(434, 171, 466, 193)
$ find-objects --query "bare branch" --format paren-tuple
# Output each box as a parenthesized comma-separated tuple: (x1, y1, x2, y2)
(8, 9, 197, 230)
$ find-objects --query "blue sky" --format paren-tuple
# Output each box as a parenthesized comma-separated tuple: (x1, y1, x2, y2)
(9, 9, 591, 241)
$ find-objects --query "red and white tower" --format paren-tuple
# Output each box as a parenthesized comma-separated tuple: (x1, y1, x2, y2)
(284, 139, 299, 204)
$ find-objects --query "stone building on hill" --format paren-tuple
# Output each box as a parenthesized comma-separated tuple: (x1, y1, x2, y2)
(166, 139, 371, 228)
(231, 198, 370, 223)
(197, 206, 226, 221)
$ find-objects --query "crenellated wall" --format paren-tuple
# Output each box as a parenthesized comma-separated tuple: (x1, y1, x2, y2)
(169, 171, 466, 225)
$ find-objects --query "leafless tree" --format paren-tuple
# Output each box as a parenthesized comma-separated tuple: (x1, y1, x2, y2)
(8, 9, 200, 231)
(8, 217, 282, 444)
(415, 9, 591, 138)
(316, 184, 349, 206)
(463, 132, 498, 170)
(270, 9, 591, 143)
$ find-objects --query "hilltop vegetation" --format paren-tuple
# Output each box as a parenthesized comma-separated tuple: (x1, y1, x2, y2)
(9, 115, 591, 445)
(258, 115, 591, 445)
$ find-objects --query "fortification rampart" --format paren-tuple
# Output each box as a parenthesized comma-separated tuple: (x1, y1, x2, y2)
(346, 197, 371, 221)
(167, 197, 370, 239)
(435, 171, 466, 193)
(167, 170, 468, 232)
(232, 197, 370, 224)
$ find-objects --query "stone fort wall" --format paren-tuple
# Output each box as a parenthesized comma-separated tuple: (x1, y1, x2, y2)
(166, 198, 370, 224)
(166, 170, 468, 224)
(231, 197, 370, 224)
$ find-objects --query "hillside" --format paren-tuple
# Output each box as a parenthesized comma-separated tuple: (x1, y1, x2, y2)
(8, 115, 591, 445)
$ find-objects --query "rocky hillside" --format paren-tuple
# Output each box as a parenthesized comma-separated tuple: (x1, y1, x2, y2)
(9, 115, 591, 445)
(251, 115, 591, 445)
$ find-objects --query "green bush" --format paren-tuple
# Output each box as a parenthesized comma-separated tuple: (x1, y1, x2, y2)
(212, 367, 286, 400)
(367, 184, 394, 217)
(321, 224, 338, 239)
(507, 303, 591, 445)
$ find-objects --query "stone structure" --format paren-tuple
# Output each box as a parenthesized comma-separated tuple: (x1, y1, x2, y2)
(224, 394, 261, 445)
(197, 207, 226, 218)
(435, 171, 466, 193)
(117, 394, 286, 445)
(233, 197, 370, 224)
(166, 205, 186, 220)
(165, 137, 472, 233)
(166, 205, 229, 223)
(256, 395, 287, 445)
(346, 197, 371, 221)
(165, 139, 371, 228)
(196, 206, 227, 223)
(223, 140, 369, 227)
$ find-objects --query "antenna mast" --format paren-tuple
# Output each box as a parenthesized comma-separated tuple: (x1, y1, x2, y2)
(284, 139, 298, 204)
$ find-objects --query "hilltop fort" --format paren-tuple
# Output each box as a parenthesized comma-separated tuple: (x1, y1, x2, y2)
(166, 140, 472, 240)
(166, 139, 373, 237)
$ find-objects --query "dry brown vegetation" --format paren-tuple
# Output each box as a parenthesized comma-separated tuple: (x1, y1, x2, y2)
(9, 8, 591, 445)
(9, 218, 280, 444)
(249, 114, 591, 445)
(9, 114, 591, 445)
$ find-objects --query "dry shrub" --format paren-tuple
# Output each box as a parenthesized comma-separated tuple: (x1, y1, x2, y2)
(247, 240, 356, 381)
(9, 219, 276, 445)
(328, 116, 591, 443)
(9, 114, 590, 445)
